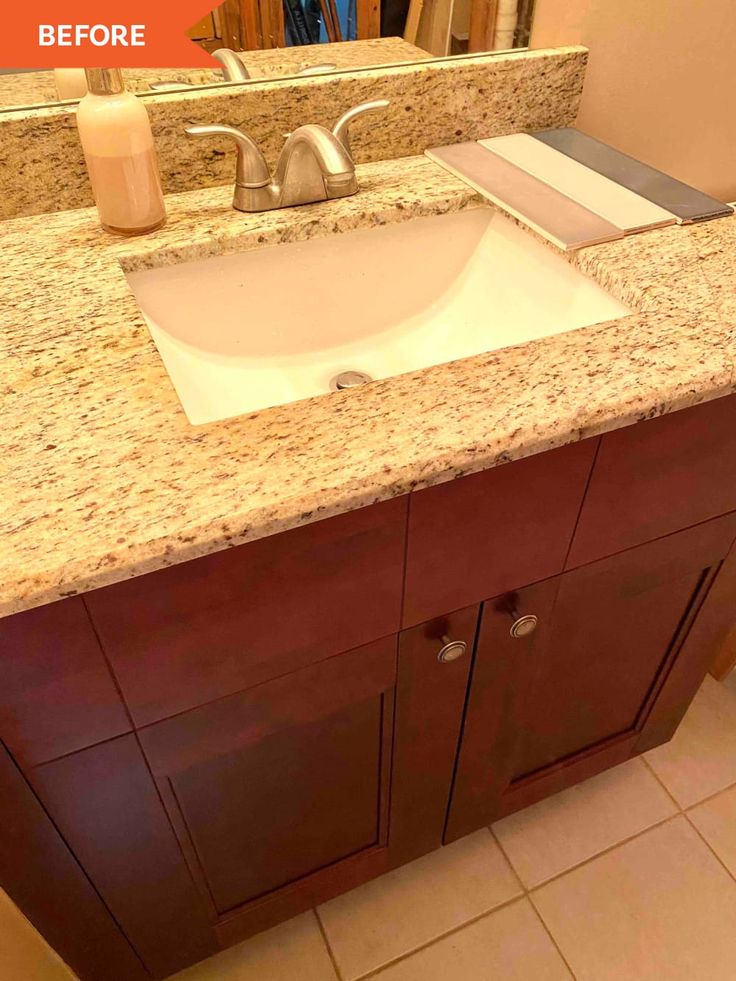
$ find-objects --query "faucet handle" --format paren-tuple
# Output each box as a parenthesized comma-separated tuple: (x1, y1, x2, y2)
(186, 124, 270, 187)
(332, 100, 390, 159)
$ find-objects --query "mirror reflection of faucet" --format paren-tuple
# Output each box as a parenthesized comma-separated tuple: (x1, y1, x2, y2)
(297, 63, 338, 75)
(210, 48, 338, 83)
(186, 99, 389, 212)
(211, 48, 252, 82)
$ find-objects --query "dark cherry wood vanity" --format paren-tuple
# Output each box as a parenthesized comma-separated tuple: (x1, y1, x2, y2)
(4, 394, 736, 980)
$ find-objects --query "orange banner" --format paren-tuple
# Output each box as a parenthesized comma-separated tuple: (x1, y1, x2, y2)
(1, 1, 219, 68)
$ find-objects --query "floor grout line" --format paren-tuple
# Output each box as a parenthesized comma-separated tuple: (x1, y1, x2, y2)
(313, 908, 344, 981)
(682, 810, 736, 889)
(524, 811, 681, 894)
(681, 774, 736, 812)
(340, 893, 528, 981)
(488, 825, 528, 895)
(526, 892, 578, 980)
(641, 754, 685, 812)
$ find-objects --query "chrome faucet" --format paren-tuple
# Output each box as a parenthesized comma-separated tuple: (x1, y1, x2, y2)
(186, 100, 389, 212)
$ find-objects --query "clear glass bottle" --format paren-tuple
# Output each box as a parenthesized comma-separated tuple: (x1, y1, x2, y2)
(77, 68, 167, 236)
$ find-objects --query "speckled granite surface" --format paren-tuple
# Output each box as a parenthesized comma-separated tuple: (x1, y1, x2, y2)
(2, 154, 735, 617)
(0, 46, 586, 220)
(0, 39, 429, 109)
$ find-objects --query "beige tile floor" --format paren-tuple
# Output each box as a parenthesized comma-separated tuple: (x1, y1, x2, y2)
(38, 671, 736, 981)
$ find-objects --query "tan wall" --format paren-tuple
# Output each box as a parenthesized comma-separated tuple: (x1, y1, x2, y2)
(0, 890, 76, 980)
(530, 0, 736, 201)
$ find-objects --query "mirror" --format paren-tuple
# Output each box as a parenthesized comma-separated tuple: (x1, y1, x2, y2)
(0, 0, 536, 112)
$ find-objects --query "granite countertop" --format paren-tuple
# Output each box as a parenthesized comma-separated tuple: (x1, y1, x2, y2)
(3, 154, 735, 617)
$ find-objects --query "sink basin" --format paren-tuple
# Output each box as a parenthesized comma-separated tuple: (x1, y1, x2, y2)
(126, 207, 630, 425)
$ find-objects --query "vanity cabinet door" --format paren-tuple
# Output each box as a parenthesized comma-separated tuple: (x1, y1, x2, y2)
(446, 511, 736, 841)
(28, 638, 396, 976)
(138, 635, 398, 948)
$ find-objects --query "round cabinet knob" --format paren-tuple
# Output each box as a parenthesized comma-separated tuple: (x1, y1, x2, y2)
(437, 635, 467, 663)
(509, 614, 538, 639)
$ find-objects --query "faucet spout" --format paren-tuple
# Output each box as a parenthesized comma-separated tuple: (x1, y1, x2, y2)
(277, 125, 354, 178)
(274, 125, 357, 205)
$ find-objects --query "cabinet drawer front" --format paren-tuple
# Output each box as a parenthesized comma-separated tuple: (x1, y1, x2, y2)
(568, 395, 736, 567)
(140, 637, 397, 916)
(403, 439, 597, 627)
(0, 598, 131, 767)
(85, 498, 407, 726)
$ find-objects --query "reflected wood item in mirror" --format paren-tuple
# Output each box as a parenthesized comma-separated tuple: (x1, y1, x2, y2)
(214, 0, 287, 51)
(208, 0, 378, 48)
(469, 0, 499, 52)
(0, 0, 536, 113)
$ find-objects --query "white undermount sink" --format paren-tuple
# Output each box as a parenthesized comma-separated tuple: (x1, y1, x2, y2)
(126, 207, 631, 425)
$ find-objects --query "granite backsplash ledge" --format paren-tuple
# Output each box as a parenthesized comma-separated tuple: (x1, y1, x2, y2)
(0, 46, 586, 220)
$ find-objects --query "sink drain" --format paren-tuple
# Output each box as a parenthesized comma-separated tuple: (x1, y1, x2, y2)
(329, 370, 373, 392)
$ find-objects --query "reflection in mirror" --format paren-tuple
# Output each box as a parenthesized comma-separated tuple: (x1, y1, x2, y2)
(0, 0, 535, 112)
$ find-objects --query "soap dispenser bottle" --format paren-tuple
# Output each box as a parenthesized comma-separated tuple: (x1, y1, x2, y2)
(77, 68, 167, 236)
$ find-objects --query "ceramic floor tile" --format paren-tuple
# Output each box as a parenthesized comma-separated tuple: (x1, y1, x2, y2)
(688, 784, 736, 877)
(318, 830, 522, 980)
(372, 898, 571, 981)
(169, 912, 337, 981)
(533, 816, 736, 981)
(0, 890, 76, 981)
(646, 675, 736, 807)
(492, 758, 677, 887)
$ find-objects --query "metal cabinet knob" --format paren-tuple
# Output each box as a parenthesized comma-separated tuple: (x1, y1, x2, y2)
(437, 635, 467, 663)
(509, 613, 538, 639)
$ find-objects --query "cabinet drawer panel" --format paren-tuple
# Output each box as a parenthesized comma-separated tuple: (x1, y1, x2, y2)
(569, 395, 736, 567)
(403, 439, 597, 627)
(85, 498, 407, 726)
(0, 598, 131, 767)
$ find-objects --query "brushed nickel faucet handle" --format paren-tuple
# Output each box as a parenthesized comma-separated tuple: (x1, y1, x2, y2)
(186, 125, 270, 188)
(332, 100, 390, 158)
